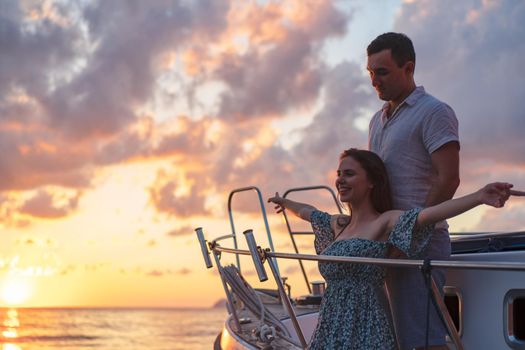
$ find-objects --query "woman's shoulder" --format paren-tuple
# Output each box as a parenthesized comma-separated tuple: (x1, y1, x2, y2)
(330, 214, 351, 233)
(379, 210, 404, 230)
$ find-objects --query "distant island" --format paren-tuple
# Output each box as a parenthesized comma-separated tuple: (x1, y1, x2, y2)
(212, 299, 227, 309)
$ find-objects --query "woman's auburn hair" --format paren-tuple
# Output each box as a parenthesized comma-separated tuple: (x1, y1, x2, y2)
(339, 148, 393, 213)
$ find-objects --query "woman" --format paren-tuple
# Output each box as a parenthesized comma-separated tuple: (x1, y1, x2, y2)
(268, 148, 523, 350)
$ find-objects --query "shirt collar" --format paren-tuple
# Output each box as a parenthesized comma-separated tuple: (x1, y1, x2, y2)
(381, 86, 426, 119)
(405, 86, 425, 106)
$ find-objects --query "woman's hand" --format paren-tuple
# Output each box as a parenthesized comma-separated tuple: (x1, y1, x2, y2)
(477, 182, 513, 208)
(268, 192, 286, 213)
(268, 193, 316, 221)
(417, 182, 523, 227)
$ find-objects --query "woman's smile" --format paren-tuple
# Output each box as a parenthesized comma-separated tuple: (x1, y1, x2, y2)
(338, 186, 351, 196)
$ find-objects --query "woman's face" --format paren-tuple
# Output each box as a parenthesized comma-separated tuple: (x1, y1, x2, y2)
(335, 156, 373, 204)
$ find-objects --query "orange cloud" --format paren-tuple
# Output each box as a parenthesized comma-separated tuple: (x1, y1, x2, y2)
(177, 268, 191, 275)
(19, 189, 81, 219)
(166, 225, 195, 238)
(146, 269, 164, 277)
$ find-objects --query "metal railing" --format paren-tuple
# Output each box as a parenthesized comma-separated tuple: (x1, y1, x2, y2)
(282, 186, 342, 293)
(450, 230, 525, 242)
(227, 186, 279, 274)
(197, 226, 525, 350)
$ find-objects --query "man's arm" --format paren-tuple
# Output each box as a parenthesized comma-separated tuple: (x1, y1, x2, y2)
(425, 141, 460, 206)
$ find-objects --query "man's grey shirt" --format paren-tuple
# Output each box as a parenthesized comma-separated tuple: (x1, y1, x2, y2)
(368, 86, 459, 214)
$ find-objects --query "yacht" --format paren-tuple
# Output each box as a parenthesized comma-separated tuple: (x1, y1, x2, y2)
(196, 186, 525, 350)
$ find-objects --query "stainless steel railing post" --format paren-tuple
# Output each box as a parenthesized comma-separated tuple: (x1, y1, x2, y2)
(430, 275, 464, 350)
(282, 186, 343, 293)
(266, 255, 308, 349)
(243, 229, 308, 348)
(195, 227, 213, 268)
(228, 186, 280, 275)
(243, 229, 268, 282)
(195, 229, 241, 330)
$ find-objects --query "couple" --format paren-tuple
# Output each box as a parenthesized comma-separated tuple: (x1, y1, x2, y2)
(269, 32, 523, 349)
(269, 149, 522, 349)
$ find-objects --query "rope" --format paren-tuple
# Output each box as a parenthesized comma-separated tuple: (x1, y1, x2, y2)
(221, 265, 301, 346)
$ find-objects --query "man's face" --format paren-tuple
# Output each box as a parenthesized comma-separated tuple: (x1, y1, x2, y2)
(366, 49, 412, 102)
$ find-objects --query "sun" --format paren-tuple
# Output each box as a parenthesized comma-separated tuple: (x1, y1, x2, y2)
(1, 278, 32, 306)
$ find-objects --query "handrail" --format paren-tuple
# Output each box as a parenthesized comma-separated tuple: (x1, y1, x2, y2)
(450, 230, 525, 241)
(211, 234, 236, 244)
(238, 235, 469, 350)
(206, 238, 525, 350)
(282, 185, 343, 293)
(228, 186, 279, 274)
(212, 245, 525, 271)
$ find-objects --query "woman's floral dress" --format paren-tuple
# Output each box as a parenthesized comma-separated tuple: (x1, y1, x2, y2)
(307, 208, 433, 350)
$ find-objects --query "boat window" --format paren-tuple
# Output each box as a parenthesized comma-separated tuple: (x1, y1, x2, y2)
(515, 298, 525, 339)
(444, 286, 462, 336)
(504, 289, 525, 348)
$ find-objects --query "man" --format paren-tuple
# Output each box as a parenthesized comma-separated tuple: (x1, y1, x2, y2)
(367, 32, 460, 350)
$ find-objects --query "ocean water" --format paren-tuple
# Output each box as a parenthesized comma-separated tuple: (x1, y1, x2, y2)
(0, 307, 226, 350)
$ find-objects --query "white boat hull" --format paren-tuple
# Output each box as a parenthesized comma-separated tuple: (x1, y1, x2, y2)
(445, 250, 525, 349)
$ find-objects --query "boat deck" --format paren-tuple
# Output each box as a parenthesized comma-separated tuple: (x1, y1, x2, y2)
(226, 291, 319, 349)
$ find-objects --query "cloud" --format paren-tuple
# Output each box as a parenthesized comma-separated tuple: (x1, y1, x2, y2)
(184, 0, 350, 120)
(1, 0, 358, 223)
(395, 0, 525, 165)
(177, 267, 191, 275)
(144, 267, 190, 276)
(166, 225, 195, 237)
(290, 61, 374, 178)
(0, 122, 95, 191)
(44, 0, 226, 139)
(0, 1, 232, 198)
(0, 1, 82, 103)
(19, 189, 81, 219)
(147, 61, 373, 218)
(2, 0, 523, 234)
(146, 269, 164, 277)
(473, 202, 525, 232)
(149, 169, 210, 217)
(152, 116, 217, 159)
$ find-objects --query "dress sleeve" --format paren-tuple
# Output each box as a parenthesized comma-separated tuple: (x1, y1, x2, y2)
(310, 210, 334, 254)
(387, 208, 435, 258)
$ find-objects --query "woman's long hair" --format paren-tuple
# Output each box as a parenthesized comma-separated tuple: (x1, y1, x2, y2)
(339, 148, 393, 213)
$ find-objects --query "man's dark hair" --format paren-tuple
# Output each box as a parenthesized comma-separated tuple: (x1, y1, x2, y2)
(367, 32, 415, 67)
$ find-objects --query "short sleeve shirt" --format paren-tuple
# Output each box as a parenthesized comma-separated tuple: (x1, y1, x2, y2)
(368, 86, 459, 211)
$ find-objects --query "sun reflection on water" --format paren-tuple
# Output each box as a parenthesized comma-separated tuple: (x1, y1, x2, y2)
(2, 345, 21, 350)
(1, 309, 20, 350)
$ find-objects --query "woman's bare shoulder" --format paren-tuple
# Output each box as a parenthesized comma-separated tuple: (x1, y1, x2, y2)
(330, 214, 351, 231)
(379, 210, 404, 230)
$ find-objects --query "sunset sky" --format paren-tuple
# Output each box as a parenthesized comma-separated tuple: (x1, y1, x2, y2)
(0, 0, 524, 308)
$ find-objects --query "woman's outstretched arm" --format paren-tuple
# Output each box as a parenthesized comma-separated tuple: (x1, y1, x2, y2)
(416, 182, 524, 227)
(268, 192, 317, 222)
